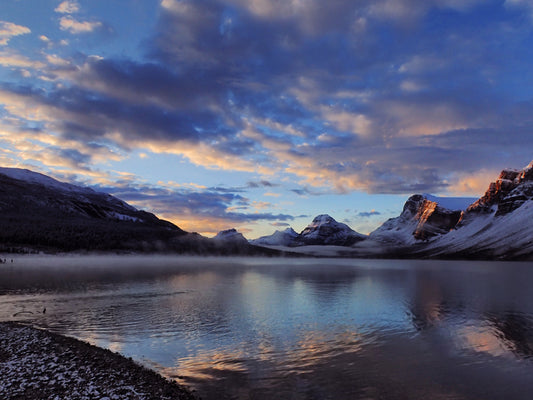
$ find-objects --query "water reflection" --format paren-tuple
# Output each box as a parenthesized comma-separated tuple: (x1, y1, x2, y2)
(1, 256, 533, 399)
(486, 311, 533, 358)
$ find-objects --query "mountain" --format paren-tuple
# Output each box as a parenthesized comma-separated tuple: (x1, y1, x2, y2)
(369, 194, 474, 245)
(3, 162, 533, 260)
(249, 228, 299, 246)
(418, 161, 533, 259)
(248, 215, 366, 248)
(0, 167, 293, 256)
(293, 214, 366, 246)
(211, 228, 292, 256)
(0, 168, 187, 252)
(466, 163, 533, 215)
(214, 228, 249, 244)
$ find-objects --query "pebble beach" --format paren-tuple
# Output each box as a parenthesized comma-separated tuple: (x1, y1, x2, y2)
(0, 322, 198, 400)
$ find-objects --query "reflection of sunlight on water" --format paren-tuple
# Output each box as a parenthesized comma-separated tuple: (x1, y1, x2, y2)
(456, 324, 509, 358)
(149, 325, 372, 396)
(2, 256, 533, 399)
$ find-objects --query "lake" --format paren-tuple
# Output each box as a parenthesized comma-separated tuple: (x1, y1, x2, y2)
(1, 255, 533, 399)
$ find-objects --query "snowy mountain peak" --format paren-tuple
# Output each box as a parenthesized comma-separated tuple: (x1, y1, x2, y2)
(249, 227, 298, 246)
(468, 160, 533, 214)
(309, 214, 336, 226)
(370, 194, 464, 244)
(0, 167, 93, 195)
(281, 227, 298, 235)
(295, 214, 366, 246)
(214, 228, 248, 243)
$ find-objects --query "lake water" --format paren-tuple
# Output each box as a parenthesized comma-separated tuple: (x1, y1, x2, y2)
(1, 256, 533, 399)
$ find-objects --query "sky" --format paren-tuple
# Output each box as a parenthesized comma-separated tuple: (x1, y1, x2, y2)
(0, 0, 532, 238)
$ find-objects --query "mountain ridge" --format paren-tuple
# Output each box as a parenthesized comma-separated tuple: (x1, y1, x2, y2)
(0, 168, 279, 256)
(2, 162, 533, 260)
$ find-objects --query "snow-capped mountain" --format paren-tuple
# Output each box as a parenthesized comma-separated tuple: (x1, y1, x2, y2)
(2, 161, 533, 259)
(214, 228, 248, 244)
(420, 161, 533, 259)
(467, 162, 533, 215)
(370, 194, 475, 245)
(0, 167, 290, 255)
(0, 167, 95, 195)
(249, 228, 299, 246)
(0, 168, 168, 224)
(293, 214, 366, 246)
(0, 167, 184, 252)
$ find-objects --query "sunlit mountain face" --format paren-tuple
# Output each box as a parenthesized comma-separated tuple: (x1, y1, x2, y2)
(1, 1, 533, 238)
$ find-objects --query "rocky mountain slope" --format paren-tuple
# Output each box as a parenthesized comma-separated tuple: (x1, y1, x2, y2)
(417, 161, 533, 259)
(248, 161, 533, 260)
(369, 194, 472, 245)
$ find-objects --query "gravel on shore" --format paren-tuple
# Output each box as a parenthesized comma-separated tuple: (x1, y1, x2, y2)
(0, 322, 199, 400)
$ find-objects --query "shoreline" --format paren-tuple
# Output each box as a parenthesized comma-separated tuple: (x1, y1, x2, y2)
(0, 321, 198, 400)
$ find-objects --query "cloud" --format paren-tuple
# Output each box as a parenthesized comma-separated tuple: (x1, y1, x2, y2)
(55, 1, 80, 14)
(0, 21, 31, 46)
(290, 187, 329, 196)
(93, 181, 295, 235)
(270, 222, 290, 227)
(59, 16, 102, 34)
(357, 210, 381, 217)
(1, 0, 533, 203)
(0, 49, 45, 69)
(246, 180, 277, 188)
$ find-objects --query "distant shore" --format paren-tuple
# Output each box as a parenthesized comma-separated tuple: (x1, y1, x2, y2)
(0, 322, 198, 400)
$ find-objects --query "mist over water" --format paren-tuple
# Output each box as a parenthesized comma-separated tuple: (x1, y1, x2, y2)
(1, 256, 533, 399)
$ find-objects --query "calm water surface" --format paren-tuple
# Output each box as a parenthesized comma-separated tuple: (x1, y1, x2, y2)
(1, 256, 533, 399)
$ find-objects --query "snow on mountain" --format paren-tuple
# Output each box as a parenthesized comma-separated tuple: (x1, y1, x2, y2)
(214, 228, 248, 243)
(0, 167, 188, 252)
(249, 228, 299, 246)
(0, 167, 139, 215)
(420, 161, 533, 259)
(423, 201, 533, 259)
(0, 167, 93, 195)
(294, 214, 366, 246)
(0, 166, 182, 229)
(370, 194, 470, 245)
(467, 162, 533, 215)
(369, 196, 424, 245)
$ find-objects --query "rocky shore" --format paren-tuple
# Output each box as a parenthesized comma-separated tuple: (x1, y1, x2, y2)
(0, 322, 198, 400)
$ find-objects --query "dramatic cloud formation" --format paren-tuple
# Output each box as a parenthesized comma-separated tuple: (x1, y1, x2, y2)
(0, 0, 532, 236)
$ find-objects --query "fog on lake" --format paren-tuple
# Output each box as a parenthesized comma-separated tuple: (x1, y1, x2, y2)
(1, 255, 533, 399)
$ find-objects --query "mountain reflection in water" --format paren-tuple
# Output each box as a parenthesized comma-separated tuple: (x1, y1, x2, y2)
(1, 256, 533, 399)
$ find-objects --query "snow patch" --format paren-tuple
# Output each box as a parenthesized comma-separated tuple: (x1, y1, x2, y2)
(0, 167, 93, 195)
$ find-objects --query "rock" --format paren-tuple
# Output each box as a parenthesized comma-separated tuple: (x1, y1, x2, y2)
(468, 162, 533, 216)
